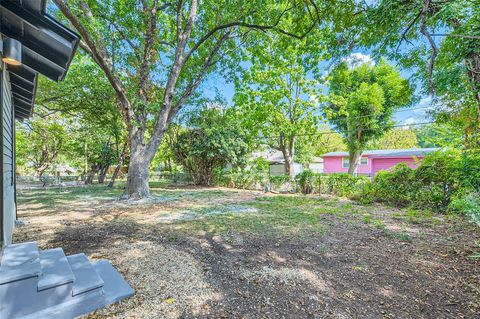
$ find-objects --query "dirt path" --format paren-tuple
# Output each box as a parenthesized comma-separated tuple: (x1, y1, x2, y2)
(14, 185, 480, 318)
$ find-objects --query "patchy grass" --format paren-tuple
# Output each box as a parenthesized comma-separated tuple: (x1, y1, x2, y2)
(169, 195, 328, 237)
(17, 184, 124, 209)
(14, 184, 480, 318)
(391, 208, 442, 226)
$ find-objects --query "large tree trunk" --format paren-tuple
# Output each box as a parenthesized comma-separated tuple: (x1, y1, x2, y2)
(97, 165, 109, 183)
(85, 163, 99, 185)
(108, 164, 122, 188)
(125, 156, 151, 198)
(125, 136, 157, 198)
(348, 150, 361, 175)
(280, 134, 295, 177)
(285, 157, 294, 177)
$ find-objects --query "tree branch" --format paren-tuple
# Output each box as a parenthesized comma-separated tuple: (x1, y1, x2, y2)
(420, 0, 437, 94)
(183, 4, 309, 65)
(98, 13, 141, 59)
(395, 10, 422, 54)
(53, 0, 134, 127)
(172, 31, 231, 116)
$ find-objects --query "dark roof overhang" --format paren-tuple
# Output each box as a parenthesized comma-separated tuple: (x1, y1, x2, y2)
(0, 0, 80, 120)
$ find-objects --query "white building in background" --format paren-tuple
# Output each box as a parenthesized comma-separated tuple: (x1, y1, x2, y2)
(250, 149, 324, 176)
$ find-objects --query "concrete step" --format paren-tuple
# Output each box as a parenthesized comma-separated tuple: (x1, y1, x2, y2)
(0, 241, 41, 284)
(92, 259, 134, 304)
(19, 260, 133, 319)
(38, 248, 74, 291)
(0, 242, 133, 319)
(67, 253, 104, 296)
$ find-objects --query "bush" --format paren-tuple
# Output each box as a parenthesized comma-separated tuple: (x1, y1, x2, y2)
(321, 173, 369, 197)
(351, 178, 374, 204)
(270, 175, 293, 191)
(413, 150, 460, 211)
(373, 163, 415, 206)
(369, 150, 480, 224)
(372, 150, 470, 212)
(458, 152, 480, 191)
(296, 169, 315, 194)
(219, 170, 267, 189)
(449, 193, 480, 225)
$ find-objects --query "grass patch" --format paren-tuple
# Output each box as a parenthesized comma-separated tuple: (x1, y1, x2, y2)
(391, 208, 441, 227)
(169, 195, 329, 238)
(362, 213, 412, 242)
(17, 184, 125, 208)
(363, 213, 373, 224)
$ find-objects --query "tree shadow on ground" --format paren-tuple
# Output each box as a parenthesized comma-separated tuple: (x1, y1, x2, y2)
(46, 217, 143, 255)
(38, 203, 480, 318)
(175, 220, 480, 318)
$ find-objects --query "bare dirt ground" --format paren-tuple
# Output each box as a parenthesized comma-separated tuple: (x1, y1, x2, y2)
(14, 184, 480, 319)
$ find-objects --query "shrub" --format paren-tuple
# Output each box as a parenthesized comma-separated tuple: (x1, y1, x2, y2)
(373, 163, 415, 206)
(413, 150, 460, 211)
(458, 152, 480, 191)
(449, 193, 480, 225)
(352, 178, 374, 204)
(270, 175, 293, 191)
(372, 150, 470, 212)
(321, 173, 369, 197)
(296, 169, 315, 194)
(219, 170, 267, 189)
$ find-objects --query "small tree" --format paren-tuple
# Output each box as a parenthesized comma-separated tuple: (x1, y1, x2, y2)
(18, 117, 68, 177)
(324, 59, 413, 174)
(172, 107, 251, 186)
(235, 35, 321, 176)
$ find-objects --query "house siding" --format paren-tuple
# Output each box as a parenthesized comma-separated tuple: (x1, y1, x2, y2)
(323, 156, 371, 175)
(1, 63, 16, 246)
(269, 163, 304, 176)
(371, 157, 420, 176)
(309, 163, 324, 174)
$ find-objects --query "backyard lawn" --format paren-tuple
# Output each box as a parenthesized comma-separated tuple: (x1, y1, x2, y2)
(14, 182, 480, 318)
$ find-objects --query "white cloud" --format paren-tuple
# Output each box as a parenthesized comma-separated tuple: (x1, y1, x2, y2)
(343, 53, 375, 68)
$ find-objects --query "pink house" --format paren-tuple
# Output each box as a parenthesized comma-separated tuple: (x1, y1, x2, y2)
(322, 148, 440, 176)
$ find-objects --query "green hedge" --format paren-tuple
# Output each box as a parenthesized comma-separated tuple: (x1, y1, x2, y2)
(296, 170, 370, 198)
(217, 150, 479, 225)
(371, 149, 480, 224)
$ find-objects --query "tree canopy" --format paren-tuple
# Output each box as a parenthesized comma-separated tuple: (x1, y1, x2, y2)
(324, 59, 413, 174)
(353, 0, 480, 148)
(171, 106, 252, 185)
(235, 34, 323, 175)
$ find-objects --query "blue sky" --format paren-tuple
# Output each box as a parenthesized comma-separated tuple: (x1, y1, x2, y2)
(200, 52, 432, 127)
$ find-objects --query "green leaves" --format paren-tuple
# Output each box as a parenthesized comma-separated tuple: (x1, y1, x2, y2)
(353, 0, 480, 148)
(235, 34, 324, 167)
(324, 59, 413, 173)
(171, 106, 252, 185)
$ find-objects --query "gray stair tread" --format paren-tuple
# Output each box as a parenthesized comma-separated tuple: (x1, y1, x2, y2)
(0, 241, 41, 284)
(92, 260, 134, 304)
(67, 253, 104, 296)
(1, 241, 39, 266)
(38, 248, 75, 291)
